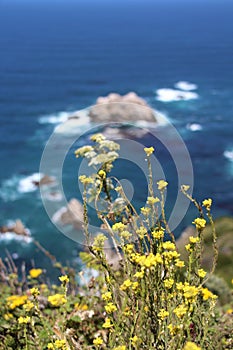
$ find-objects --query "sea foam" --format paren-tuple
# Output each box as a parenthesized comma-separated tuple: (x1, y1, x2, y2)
(174, 81, 198, 91)
(0, 232, 33, 244)
(186, 123, 203, 132)
(39, 111, 71, 124)
(18, 173, 42, 193)
(156, 88, 199, 102)
(224, 150, 233, 162)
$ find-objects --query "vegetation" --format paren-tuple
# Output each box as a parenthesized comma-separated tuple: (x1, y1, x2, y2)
(0, 134, 232, 349)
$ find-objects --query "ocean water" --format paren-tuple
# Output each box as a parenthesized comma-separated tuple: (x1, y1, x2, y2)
(0, 0, 233, 274)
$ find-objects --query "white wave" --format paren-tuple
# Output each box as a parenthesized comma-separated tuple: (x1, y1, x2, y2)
(224, 150, 233, 162)
(0, 232, 33, 244)
(156, 88, 199, 102)
(186, 123, 203, 132)
(54, 109, 91, 134)
(0, 173, 43, 201)
(39, 111, 71, 124)
(18, 173, 42, 193)
(174, 81, 198, 91)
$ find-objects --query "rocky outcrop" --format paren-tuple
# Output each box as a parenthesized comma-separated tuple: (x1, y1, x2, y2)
(32, 175, 56, 187)
(89, 92, 157, 123)
(0, 220, 30, 237)
(52, 198, 84, 230)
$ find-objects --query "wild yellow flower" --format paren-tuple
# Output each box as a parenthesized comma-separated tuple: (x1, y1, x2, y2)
(102, 292, 112, 301)
(29, 268, 43, 279)
(136, 226, 147, 239)
(105, 302, 117, 313)
(102, 317, 113, 328)
(134, 270, 144, 278)
(54, 340, 67, 350)
(201, 288, 217, 301)
(183, 285, 199, 300)
(30, 287, 40, 297)
(18, 316, 30, 324)
(197, 269, 207, 278)
(137, 253, 161, 268)
(163, 251, 180, 262)
(132, 281, 139, 290)
(124, 244, 134, 254)
(59, 275, 69, 284)
(182, 341, 201, 350)
(152, 229, 164, 240)
(202, 198, 212, 210)
(75, 145, 94, 157)
(189, 236, 200, 244)
(7, 295, 28, 309)
(173, 304, 188, 318)
(112, 222, 125, 231)
(144, 146, 154, 156)
(74, 303, 88, 311)
(157, 180, 168, 190)
(90, 133, 106, 142)
(181, 185, 190, 192)
(158, 309, 169, 320)
(98, 169, 106, 178)
(162, 241, 176, 250)
(120, 279, 132, 291)
(140, 206, 151, 215)
(131, 335, 141, 346)
(93, 233, 107, 251)
(93, 337, 103, 345)
(4, 313, 13, 321)
(79, 175, 94, 185)
(113, 347, 126, 350)
(185, 244, 192, 252)
(192, 218, 206, 230)
(147, 196, 160, 205)
(23, 301, 34, 312)
(176, 282, 185, 290)
(164, 278, 174, 289)
(120, 230, 132, 240)
(48, 294, 67, 307)
(226, 309, 233, 314)
(175, 260, 185, 268)
(167, 323, 182, 335)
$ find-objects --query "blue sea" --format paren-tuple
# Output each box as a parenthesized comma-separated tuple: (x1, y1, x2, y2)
(0, 0, 233, 274)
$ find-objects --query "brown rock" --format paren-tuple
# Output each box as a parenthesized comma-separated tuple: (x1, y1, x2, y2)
(89, 92, 157, 123)
(53, 198, 84, 230)
(13, 220, 28, 236)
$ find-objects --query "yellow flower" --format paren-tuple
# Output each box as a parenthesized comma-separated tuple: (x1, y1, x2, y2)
(167, 323, 182, 335)
(112, 222, 125, 232)
(105, 302, 117, 314)
(48, 294, 67, 307)
(102, 292, 112, 301)
(59, 275, 69, 284)
(47, 344, 54, 350)
(140, 206, 151, 215)
(120, 279, 132, 291)
(90, 133, 106, 142)
(157, 180, 168, 190)
(185, 244, 192, 252)
(75, 145, 94, 157)
(132, 282, 139, 290)
(147, 196, 160, 205)
(201, 288, 217, 301)
(226, 309, 233, 314)
(144, 147, 154, 156)
(18, 316, 30, 324)
(183, 285, 199, 300)
(23, 301, 34, 312)
(164, 278, 174, 289)
(158, 308, 169, 320)
(136, 226, 147, 239)
(103, 317, 113, 328)
(182, 341, 201, 350)
(29, 268, 43, 279)
(98, 170, 106, 178)
(175, 260, 185, 268)
(113, 347, 126, 350)
(79, 175, 94, 185)
(7, 295, 28, 309)
(54, 340, 67, 350)
(189, 236, 200, 244)
(192, 218, 206, 230)
(134, 270, 144, 278)
(197, 269, 207, 278)
(30, 287, 40, 297)
(202, 198, 212, 210)
(152, 229, 164, 240)
(124, 244, 134, 254)
(4, 313, 13, 321)
(120, 230, 132, 240)
(162, 241, 176, 250)
(181, 185, 190, 192)
(131, 335, 141, 346)
(173, 304, 188, 318)
(93, 337, 103, 345)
